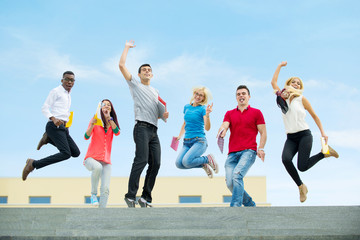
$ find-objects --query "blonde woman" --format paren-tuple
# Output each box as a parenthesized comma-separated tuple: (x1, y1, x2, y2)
(271, 61, 339, 203)
(175, 87, 218, 178)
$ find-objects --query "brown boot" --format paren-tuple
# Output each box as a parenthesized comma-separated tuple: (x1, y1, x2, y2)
(22, 158, 35, 181)
(324, 146, 339, 158)
(37, 132, 49, 150)
(299, 183, 308, 203)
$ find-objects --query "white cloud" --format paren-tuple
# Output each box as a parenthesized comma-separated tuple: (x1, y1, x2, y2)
(305, 78, 359, 95)
(154, 53, 269, 91)
(0, 30, 117, 84)
(327, 129, 360, 150)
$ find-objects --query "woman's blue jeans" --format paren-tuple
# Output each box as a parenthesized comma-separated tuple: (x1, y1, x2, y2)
(175, 137, 208, 169)
(225, 149, 256, 207)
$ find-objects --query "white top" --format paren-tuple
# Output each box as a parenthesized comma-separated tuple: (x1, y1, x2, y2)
(282, 95, 309, 134)
(127, 76, 160, 127)
(41, 85, 71, 122)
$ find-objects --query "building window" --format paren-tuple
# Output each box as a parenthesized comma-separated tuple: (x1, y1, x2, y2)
(179, 196, 201, 203)
(0, 196, 8, 204)
(29, 196, 51, 204)
(223, 195, 232, 203)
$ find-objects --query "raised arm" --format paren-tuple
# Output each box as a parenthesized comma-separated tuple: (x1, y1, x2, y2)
(302, 96, 328, 143)
(204, 103, 213, 131)
(271, 61, 287, 92)
(85, 117, 96, 139)
(118, 40, 136, 81)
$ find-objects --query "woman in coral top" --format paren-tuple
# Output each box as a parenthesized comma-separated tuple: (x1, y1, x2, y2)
(84, 99, 120, 208)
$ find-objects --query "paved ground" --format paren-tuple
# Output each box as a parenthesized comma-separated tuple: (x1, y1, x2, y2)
(0, 206, 359, 239)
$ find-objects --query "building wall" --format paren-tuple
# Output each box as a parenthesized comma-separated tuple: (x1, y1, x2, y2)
(0, 176, 269, 207)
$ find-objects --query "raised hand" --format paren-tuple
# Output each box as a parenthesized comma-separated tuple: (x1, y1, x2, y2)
(280, 61, 287, 67)
(206, 103, 213, 116)
(90, 117, 97, 125)
(125, 40, 136, 48)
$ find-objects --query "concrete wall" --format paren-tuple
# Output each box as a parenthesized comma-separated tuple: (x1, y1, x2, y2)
(0, 176, 268, 207)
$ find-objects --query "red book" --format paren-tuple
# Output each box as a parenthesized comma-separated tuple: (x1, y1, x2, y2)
(216, 129, 225, 154)
(158, 96, 166, 107)
(170, 137, 179, 151)
(158, 96, 167, 122)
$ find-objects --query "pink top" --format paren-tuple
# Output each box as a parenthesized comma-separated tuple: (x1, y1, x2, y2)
(84, 124, 120, 164)
(223, 105, 265, 153)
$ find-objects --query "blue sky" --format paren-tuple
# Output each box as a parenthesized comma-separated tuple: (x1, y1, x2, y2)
(1, 0, 359, 206)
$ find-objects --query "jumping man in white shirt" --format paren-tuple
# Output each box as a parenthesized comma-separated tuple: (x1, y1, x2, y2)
(22, 71, 80, 181)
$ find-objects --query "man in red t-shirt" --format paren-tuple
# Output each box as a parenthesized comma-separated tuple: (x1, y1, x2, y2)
(218, 85, 267, 207)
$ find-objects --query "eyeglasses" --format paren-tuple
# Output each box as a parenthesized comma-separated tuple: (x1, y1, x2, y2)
(194, 92, 204, 98)
(63, 78, 75, 83)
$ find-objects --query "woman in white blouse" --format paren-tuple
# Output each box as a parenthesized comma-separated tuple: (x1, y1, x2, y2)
(271, 61, 339, 203)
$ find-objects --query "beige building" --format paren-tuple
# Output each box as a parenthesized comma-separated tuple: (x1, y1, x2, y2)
(0, 176, 269, 207)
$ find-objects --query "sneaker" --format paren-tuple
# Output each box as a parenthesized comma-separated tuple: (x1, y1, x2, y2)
(202, 164, 213, 178)
(324, 146, 339, 158)
(299, 183, 308, 203)
(91, 194, 99, 205)
(124, 197, 136, 208)
(207, 154, 219, 174)
(137, 197, 153, 208)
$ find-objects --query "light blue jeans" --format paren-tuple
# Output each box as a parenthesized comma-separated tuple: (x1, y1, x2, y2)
(175, 137, 208, 169)
(84, 158, 111, 208)
(225, 150, 256, 207)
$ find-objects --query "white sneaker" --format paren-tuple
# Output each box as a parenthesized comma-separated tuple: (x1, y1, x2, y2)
(137, 197, 153, 208)
(202, 164, 213, 178)
(91, 194, 99, 205)
(207, 154, 219, 174)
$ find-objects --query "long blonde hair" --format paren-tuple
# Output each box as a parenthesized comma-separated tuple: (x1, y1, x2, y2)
(190, 86, 212, 105)
(284, 77, 304, 98)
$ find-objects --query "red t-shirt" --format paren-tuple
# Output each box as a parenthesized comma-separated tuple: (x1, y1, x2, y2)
(223, 105, 265, 154)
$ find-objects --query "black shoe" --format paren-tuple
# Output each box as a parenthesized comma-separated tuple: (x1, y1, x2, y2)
(137, 198, 153, 208)
(124, 197, 136, 208)
(37, 132, 49, 150)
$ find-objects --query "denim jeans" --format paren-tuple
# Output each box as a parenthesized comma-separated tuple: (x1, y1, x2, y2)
(125, 121, 161, 203)
(175, 137, 208, 169)
(84, 158, 111, 208)
(33, 121, 80, 169)
(225, 149, 256, 207)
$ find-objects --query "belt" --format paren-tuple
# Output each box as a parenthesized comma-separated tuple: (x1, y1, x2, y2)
(48, 120, 67, 126)
(136, 121, 157, 129)
(184, 137, 202, 141)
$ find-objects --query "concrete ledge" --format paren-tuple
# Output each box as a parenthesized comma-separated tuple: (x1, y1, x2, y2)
(0, 206, 359, 239)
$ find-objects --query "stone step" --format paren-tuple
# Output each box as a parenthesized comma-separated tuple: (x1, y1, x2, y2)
(0, 206, 359, 239)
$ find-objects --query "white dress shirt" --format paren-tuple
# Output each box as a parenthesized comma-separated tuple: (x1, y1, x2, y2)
(41, 85, 71, 122)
